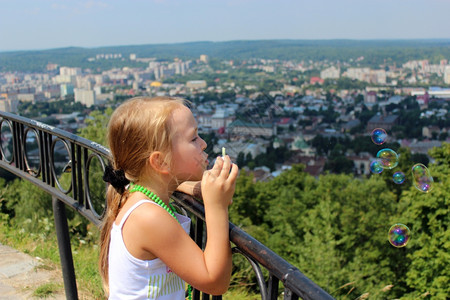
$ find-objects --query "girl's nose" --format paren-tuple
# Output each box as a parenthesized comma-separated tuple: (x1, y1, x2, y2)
(200, 137, 207, 151)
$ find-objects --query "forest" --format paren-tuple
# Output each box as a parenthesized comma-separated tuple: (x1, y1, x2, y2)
(0, 109, 449, 299)
(1, 39, 450, 72)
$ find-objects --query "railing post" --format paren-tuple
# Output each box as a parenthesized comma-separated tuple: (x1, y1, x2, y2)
(267, 275, 279, 299)
(52, 196, 78, 300)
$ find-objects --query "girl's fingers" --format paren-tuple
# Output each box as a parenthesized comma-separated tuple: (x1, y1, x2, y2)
(219, 155, 231, 178)
(208, 156, 223, 177)
(228, 163, 239, 181)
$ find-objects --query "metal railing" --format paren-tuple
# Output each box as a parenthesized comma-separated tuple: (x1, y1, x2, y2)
(0, 111, 334, 300)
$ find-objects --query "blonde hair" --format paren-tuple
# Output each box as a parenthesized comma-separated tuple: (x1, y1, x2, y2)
(99, 96, 187, 295)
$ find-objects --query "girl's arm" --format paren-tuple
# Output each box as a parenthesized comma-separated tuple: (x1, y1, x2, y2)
(176, 180, 202, 200)
(199, 155, 237, 292)
(128, 156, 238, 295)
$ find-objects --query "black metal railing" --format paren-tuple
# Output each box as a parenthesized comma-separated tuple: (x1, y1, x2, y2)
(0, 111, 334, 300)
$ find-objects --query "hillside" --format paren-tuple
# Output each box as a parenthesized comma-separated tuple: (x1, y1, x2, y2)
(1, 39, 450, 72)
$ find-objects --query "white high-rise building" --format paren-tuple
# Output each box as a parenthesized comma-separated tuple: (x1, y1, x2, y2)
(320, 66, 340, 79)
(74, 89, 96, 107)
(0, 98, 19, 113)
(60, 67, 82, 76)
(444, 65, 450, 84)
(345, 68, 386, 84)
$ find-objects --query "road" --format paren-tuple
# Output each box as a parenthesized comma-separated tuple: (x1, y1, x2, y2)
(0, 242, 65, 299)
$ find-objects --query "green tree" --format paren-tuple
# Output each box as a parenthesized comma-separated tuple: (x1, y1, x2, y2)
(1, 180, 52, 231)
(236, 152, 245, 168)
(398, 143, 450, 299)
(77, 108, 113, 145)
(76, 108, 113, 220)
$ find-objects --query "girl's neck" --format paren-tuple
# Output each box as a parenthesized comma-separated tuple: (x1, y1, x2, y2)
(134, 179, 172, 205)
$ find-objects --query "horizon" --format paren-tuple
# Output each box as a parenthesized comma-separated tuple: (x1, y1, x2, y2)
(2, 38, 450, 54)
(1, 0, 450, 52)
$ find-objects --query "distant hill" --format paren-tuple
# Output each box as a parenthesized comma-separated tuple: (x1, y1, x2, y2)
(1, 39, 450, 72)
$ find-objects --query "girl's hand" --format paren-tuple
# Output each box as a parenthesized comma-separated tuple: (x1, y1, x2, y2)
(201, 155, 238, 209)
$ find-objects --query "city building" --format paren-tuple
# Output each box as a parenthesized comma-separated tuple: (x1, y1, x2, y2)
(0, 97, 19, 113)
(345, 68, 386, 84)
(186, 80, 207, 89)
(364, 91, 377, 103)
(210, 109, 235, 130)
(200, 54, 209, 63)
(60, 84, 74, 98)
(445, 65, 450, 84)
(227, 120, 275, 138)
(320, 66, 340, 79)
(74, 89, 96, 107)
(366, 114, 399, 132)
(310, 77, 324, 85)
(60, 67, 82, 76)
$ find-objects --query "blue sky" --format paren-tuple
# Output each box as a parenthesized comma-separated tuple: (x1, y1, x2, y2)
(1, 0, 450, 51)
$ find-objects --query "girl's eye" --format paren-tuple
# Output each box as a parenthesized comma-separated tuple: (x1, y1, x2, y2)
(192, 137, 198, 142)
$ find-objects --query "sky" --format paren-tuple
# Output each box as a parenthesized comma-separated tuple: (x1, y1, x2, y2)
(1, 0, 450, 52)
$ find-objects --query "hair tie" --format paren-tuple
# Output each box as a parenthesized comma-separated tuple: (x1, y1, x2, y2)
(103, 165, 130, 194)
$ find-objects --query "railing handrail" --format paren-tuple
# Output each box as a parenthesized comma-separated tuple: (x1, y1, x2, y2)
(0, 111, 111, 156)
(0, 111, 334, 300)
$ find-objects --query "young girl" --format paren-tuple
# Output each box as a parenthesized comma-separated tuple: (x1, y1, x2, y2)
(99, 96, 238, 299)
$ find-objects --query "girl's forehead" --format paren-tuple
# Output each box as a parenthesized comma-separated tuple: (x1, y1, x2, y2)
(171, 106, 197, 129)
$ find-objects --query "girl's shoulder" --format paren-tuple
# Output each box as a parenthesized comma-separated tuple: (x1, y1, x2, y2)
(115, 196, 167, 228)
(119, 198, 183, 260)
(122, 197, 180, 232)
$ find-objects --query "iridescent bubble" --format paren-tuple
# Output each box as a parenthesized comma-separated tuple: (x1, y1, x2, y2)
(371, 128, 387, 145)
(411, 163, 433, 193)
(392, 171, 405, 184)
(376, 148, 399, 169)
(370, 159, 383, 174)
(388, 223, 410, 247)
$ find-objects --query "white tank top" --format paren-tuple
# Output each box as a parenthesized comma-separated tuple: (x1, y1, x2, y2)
(108, 199, 191, 300)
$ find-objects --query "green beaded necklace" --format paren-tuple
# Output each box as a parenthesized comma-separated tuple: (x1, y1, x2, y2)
(128, 183, 179, 222)
(128, 183, 192, 300)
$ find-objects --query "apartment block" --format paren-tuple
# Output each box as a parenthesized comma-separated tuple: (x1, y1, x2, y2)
(74, 88, 96, 107)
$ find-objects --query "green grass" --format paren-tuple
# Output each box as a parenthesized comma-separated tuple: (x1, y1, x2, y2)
(223, 288, 262, 299)
(0, 214, 104, 299)
(33, 282, 63, 298)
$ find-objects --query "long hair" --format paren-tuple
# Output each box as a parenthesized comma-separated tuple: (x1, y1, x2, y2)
(98, 96, 186, 295)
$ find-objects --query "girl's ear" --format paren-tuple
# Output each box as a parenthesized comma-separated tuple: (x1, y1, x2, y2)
(148, 151, 170, 175)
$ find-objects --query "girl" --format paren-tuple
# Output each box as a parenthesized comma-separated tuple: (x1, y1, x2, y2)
(99, 96, 238, 299)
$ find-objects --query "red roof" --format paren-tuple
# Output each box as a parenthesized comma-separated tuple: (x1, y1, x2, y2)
(279, 117, 292, 124)
(310, 77, 324, 84)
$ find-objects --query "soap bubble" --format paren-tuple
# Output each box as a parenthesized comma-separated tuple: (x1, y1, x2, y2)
(371, 128, 387, 145)
(388, 223, 410, 247)
(370, 159, 383, 174)
(376, 148, 399, 169)
(392, 171, 405, 184)
(411, 163, 433, 193)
